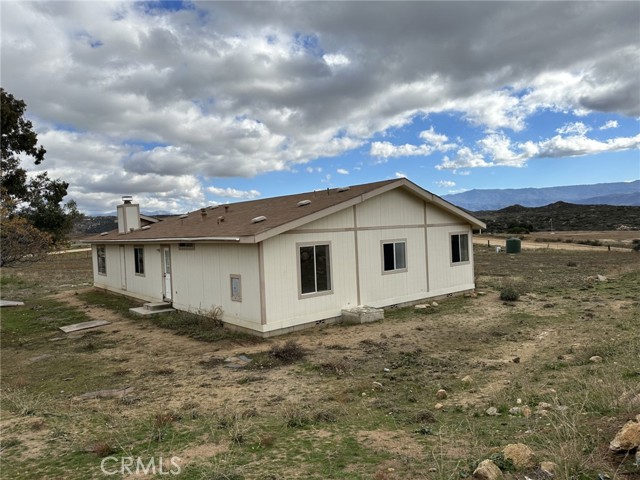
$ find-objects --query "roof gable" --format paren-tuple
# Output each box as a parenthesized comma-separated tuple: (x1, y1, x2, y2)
(83, 178, 485, 244)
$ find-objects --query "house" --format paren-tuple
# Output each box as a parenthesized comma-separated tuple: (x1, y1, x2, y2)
(84, 178, 486, 336)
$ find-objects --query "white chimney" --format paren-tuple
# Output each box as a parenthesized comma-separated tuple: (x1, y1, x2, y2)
(117, 196, 141, 233)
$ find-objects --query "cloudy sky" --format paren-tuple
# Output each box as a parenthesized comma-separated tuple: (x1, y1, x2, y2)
(1, 1, 639, 214)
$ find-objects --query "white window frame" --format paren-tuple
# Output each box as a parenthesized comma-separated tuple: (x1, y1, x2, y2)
(450, 232, 470, 265)
(230, 274, 242, 302)
(134, 245, 145, 276)
(297, 242, 333, 299)
(97, 245, 107, 275)
(381, 239, 408, 274)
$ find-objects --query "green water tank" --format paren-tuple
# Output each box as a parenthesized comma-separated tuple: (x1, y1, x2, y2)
(506, 237, 522, 254)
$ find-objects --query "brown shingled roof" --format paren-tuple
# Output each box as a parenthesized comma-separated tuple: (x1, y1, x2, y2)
(84, 178, 484, 244)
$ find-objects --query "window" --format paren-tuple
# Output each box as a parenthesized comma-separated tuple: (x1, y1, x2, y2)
(134, 246, 145, 275)
(451, 233, 470, 264)
(178, 243, 195, 250)
(230, 275, 242, 302)
(382, 240, 407, 273)
(97, 246, 107, 275)
(299, 243, 332, 296)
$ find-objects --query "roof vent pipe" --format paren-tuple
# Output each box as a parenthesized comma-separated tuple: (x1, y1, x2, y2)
(200, 208, 207, 217)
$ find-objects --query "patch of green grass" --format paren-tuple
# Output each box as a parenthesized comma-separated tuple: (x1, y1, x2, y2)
(148, 309, 262, 344)
(77, 289, 142, 315)
(0, 299, 91, 348)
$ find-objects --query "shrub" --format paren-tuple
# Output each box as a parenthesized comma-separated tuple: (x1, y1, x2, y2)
(269, 340, 306, 364)
(500, 286, 520, 302)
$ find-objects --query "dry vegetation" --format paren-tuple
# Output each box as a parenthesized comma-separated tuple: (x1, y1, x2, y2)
(1, 245, 638, 479)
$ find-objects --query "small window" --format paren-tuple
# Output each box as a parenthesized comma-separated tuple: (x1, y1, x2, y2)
(178, 243, 195, 250)
(382, 240, 407, 273)
(299, 243, 332, 296)
(230, 275, 242, 302)
(97, 246, 107, 275)
(451, 233, 470, 264)
(134, 246, 145, 275)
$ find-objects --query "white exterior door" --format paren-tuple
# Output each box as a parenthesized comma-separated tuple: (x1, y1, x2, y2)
(119, 246, 127, 290)
(162, 246, 172, 301)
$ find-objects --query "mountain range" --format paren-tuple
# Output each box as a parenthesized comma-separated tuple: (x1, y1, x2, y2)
(443, 180, 640, 211)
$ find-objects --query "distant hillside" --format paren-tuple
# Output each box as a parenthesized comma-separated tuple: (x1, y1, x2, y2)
(475, 202, 640, 233)
(444, 180, 640, 211)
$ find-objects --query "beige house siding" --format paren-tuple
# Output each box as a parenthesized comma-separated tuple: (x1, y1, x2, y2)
(426, 225, 475, 295)
(261, 231, 359, 332)
(92, 244, 162, 303)
(170, 243, 262, 330)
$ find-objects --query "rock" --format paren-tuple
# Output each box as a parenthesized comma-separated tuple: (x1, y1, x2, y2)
(597, 275, 607, 282)
(434, 403, 444, 410)
(537, 402, 552, 410)
(486, 407, 499, 416)
(609, 420, 640, 452)
(589, 355, 603, 363)
(502, 443, 536, 469)
(522, 406, 532, 418)
(461, 375, 474, 384)
(415, 304, 430, 310)
(540, 461, 557, 476)
(512, 356, 521, 364)
(436, 389, 448, 399)
(383, 368, 391, 372)
(509, 407, 522, 416)
(473, 459, 503, 480)
(431, 301, 439, 307)
(372, 381, 383, 389)
(636, 450, 640, 466)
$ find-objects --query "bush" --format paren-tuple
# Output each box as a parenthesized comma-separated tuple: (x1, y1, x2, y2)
(269, 340, 306, 364)
(500, 286, 520, 302)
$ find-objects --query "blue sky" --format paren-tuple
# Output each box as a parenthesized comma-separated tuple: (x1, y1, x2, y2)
(1, 1, 638, 214)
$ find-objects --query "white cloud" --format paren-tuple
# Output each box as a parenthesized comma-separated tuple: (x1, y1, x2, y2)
(323, 53, 350, 67)
(419, 127, 449, 146)
(395, 172, 407, 178)
(206, 186, 261, 200)
(600, 120, 619, 130)
(370, 141, 434, 160)
(436, 131, 640, 170)
(336, 168, 349, 175)
(556, 122, 591, 136)
(435, 180, 456, 188)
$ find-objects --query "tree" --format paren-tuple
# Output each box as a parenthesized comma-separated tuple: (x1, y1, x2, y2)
(1, 88, 81, 265)
(0, 207, 52, 268)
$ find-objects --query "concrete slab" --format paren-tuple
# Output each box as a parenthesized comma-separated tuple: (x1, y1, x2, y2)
(129, 306, 175, 316)
(59, 319, 110, 333)
(341, 306, 384, 325)
(79, 386, 134, 400)
(0, 300, 25, 307)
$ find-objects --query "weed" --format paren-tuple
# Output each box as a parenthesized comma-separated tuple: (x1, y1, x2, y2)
(151, 412, 179, 441)
(269, 340, 305, 363)
(500, 285, 520, 301)
(88, 441, 116, 457)
(1, 388, 46, 416)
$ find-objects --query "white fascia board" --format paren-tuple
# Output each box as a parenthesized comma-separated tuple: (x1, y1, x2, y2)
(83, 237, 241, 244)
